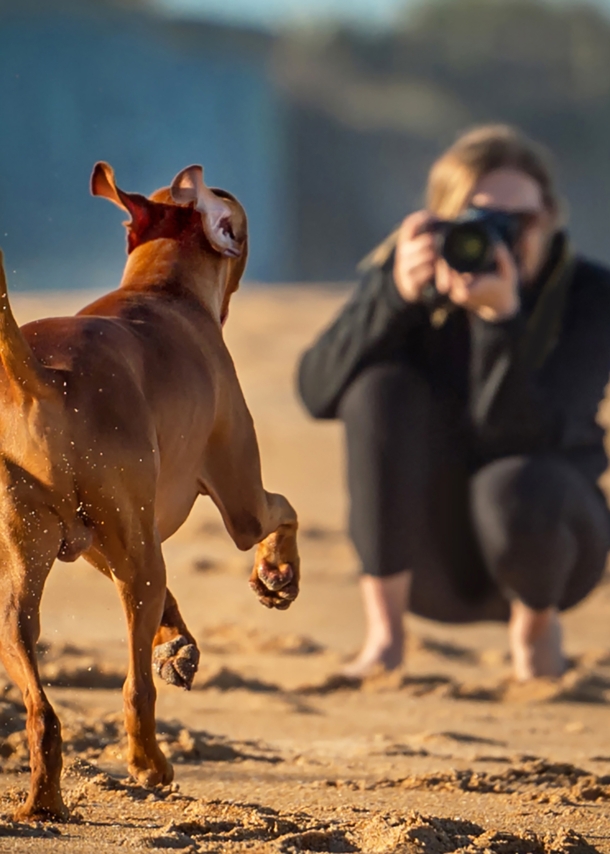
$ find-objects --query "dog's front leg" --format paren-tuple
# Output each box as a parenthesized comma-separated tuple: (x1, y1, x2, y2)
(208, 482, 300, 610)
(200, 402, 300, 610)
(248, 493, 299, 610)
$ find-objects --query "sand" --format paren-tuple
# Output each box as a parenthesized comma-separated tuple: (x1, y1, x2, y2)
(1, 284, 610, 852)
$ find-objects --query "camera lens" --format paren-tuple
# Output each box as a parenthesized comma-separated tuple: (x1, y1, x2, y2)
(442, 222, 494, 274)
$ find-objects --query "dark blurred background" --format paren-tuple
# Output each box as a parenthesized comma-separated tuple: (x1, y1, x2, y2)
(2, 0, 610, 287)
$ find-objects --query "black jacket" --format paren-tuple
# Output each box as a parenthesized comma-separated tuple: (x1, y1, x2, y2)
(298, 236, 610, 484)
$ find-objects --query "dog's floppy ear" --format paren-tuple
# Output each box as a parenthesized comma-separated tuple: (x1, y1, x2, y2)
(170, 165, 244, 258)
(91, 162, 154, 238)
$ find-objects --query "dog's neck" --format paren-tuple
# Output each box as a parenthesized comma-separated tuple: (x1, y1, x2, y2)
(120, 238, 228, 324)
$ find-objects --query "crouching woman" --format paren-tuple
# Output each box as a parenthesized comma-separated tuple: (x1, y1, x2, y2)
(298, 125, 610, 681)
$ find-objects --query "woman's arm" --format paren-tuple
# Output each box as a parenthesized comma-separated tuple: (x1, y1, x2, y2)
(298, 211, 439, 420)
(297, 252, 427, 419)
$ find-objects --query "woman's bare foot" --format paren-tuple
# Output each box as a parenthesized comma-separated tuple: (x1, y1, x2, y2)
(341, 638, 404, 679)
(509, 600, 566, 681)
(341, 571, 411, 679)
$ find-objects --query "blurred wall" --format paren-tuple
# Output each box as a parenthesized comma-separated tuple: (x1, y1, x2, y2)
(275, 1, 610, 279)
(0, 1, 288, 288)
(2, 0, 610, 286)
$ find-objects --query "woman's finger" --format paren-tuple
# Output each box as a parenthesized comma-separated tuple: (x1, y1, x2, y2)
(435, 257, 457, 294)
(408, 259, 437, 290)
(394, 216, 438, 302)
(397, 245, 436, 273)
(398, 209, 435, 242)
(396, 232, 436, 264)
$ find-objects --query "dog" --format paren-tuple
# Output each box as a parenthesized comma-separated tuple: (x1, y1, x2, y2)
(0, 162, 299, 821)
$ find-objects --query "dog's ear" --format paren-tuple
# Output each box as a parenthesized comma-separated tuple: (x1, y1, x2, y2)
(91, 162, 154, 238)
(170, 165, 244, 259)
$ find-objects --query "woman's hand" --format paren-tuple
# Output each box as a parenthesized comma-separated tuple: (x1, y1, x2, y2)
(393, 210, 437, 303)
(435, 240, 520, 323)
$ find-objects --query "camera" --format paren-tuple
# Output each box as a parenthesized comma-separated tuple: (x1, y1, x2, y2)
(432, 207, 524, 274)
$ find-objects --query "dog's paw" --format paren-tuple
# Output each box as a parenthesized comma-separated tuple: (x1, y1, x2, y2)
(153, 636, 200, 690)
(249, 525, 300, 610)
(128, 753, 174, 789)
(249, 558, 299, 610)
(13, 795, 70, 824)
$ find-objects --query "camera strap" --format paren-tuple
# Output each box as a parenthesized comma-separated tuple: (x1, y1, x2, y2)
(520, 235, 575, 372)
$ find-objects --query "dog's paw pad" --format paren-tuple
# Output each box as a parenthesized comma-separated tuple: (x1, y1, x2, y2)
(153, 636, 200, 690)
(257, 559, 293, 592)
(249, 561, 299, 610)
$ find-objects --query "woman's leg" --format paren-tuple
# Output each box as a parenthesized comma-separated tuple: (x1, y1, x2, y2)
(341, 571, 412, 677)
(471, 455, 610, 680)
(338, 362, 442, 676)
(508, 599, 564, 682)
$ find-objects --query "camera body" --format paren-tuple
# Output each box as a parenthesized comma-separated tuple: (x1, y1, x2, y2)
(432, 206, 523, 274)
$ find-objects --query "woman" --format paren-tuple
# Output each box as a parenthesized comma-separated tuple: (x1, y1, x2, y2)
(298, 125, 610, 681)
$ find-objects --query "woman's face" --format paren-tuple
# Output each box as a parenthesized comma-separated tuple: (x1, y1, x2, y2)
(468, 168, 557, 284)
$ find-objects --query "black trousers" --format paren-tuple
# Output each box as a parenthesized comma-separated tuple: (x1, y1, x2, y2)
(339, 362, 610, 623)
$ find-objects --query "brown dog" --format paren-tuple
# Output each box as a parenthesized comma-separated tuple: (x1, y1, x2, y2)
(0, 163, 299, 821)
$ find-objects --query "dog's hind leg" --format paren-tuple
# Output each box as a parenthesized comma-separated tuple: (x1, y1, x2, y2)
(152, 589, 200, 690)
(0, 509, 67, 821)
(90, 527, 174, 788)
(84, 549, 199, 691)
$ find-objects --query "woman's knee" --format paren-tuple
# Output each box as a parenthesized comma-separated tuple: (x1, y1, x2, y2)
(471, 455, 572, 539)
(470, 455, 581, 608)
(338, 362, 429, 431)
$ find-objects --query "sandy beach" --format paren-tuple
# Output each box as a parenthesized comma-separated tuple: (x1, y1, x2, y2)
(1, 284, 610, 853)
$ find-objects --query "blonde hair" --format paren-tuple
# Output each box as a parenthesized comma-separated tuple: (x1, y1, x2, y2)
(426, 124, 561, 219)
(360, 124, 562, 270)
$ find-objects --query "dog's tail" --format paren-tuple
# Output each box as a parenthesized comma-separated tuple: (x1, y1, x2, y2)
(0, 250, 55, 399)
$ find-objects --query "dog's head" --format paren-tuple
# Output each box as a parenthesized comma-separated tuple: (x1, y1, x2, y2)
(91, 162, 248, 323)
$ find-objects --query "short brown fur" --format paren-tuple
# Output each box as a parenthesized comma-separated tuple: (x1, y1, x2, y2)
(0, 162, 299, 821)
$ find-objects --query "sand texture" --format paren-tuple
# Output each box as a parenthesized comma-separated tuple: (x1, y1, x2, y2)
(0, 285, 610, 852)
